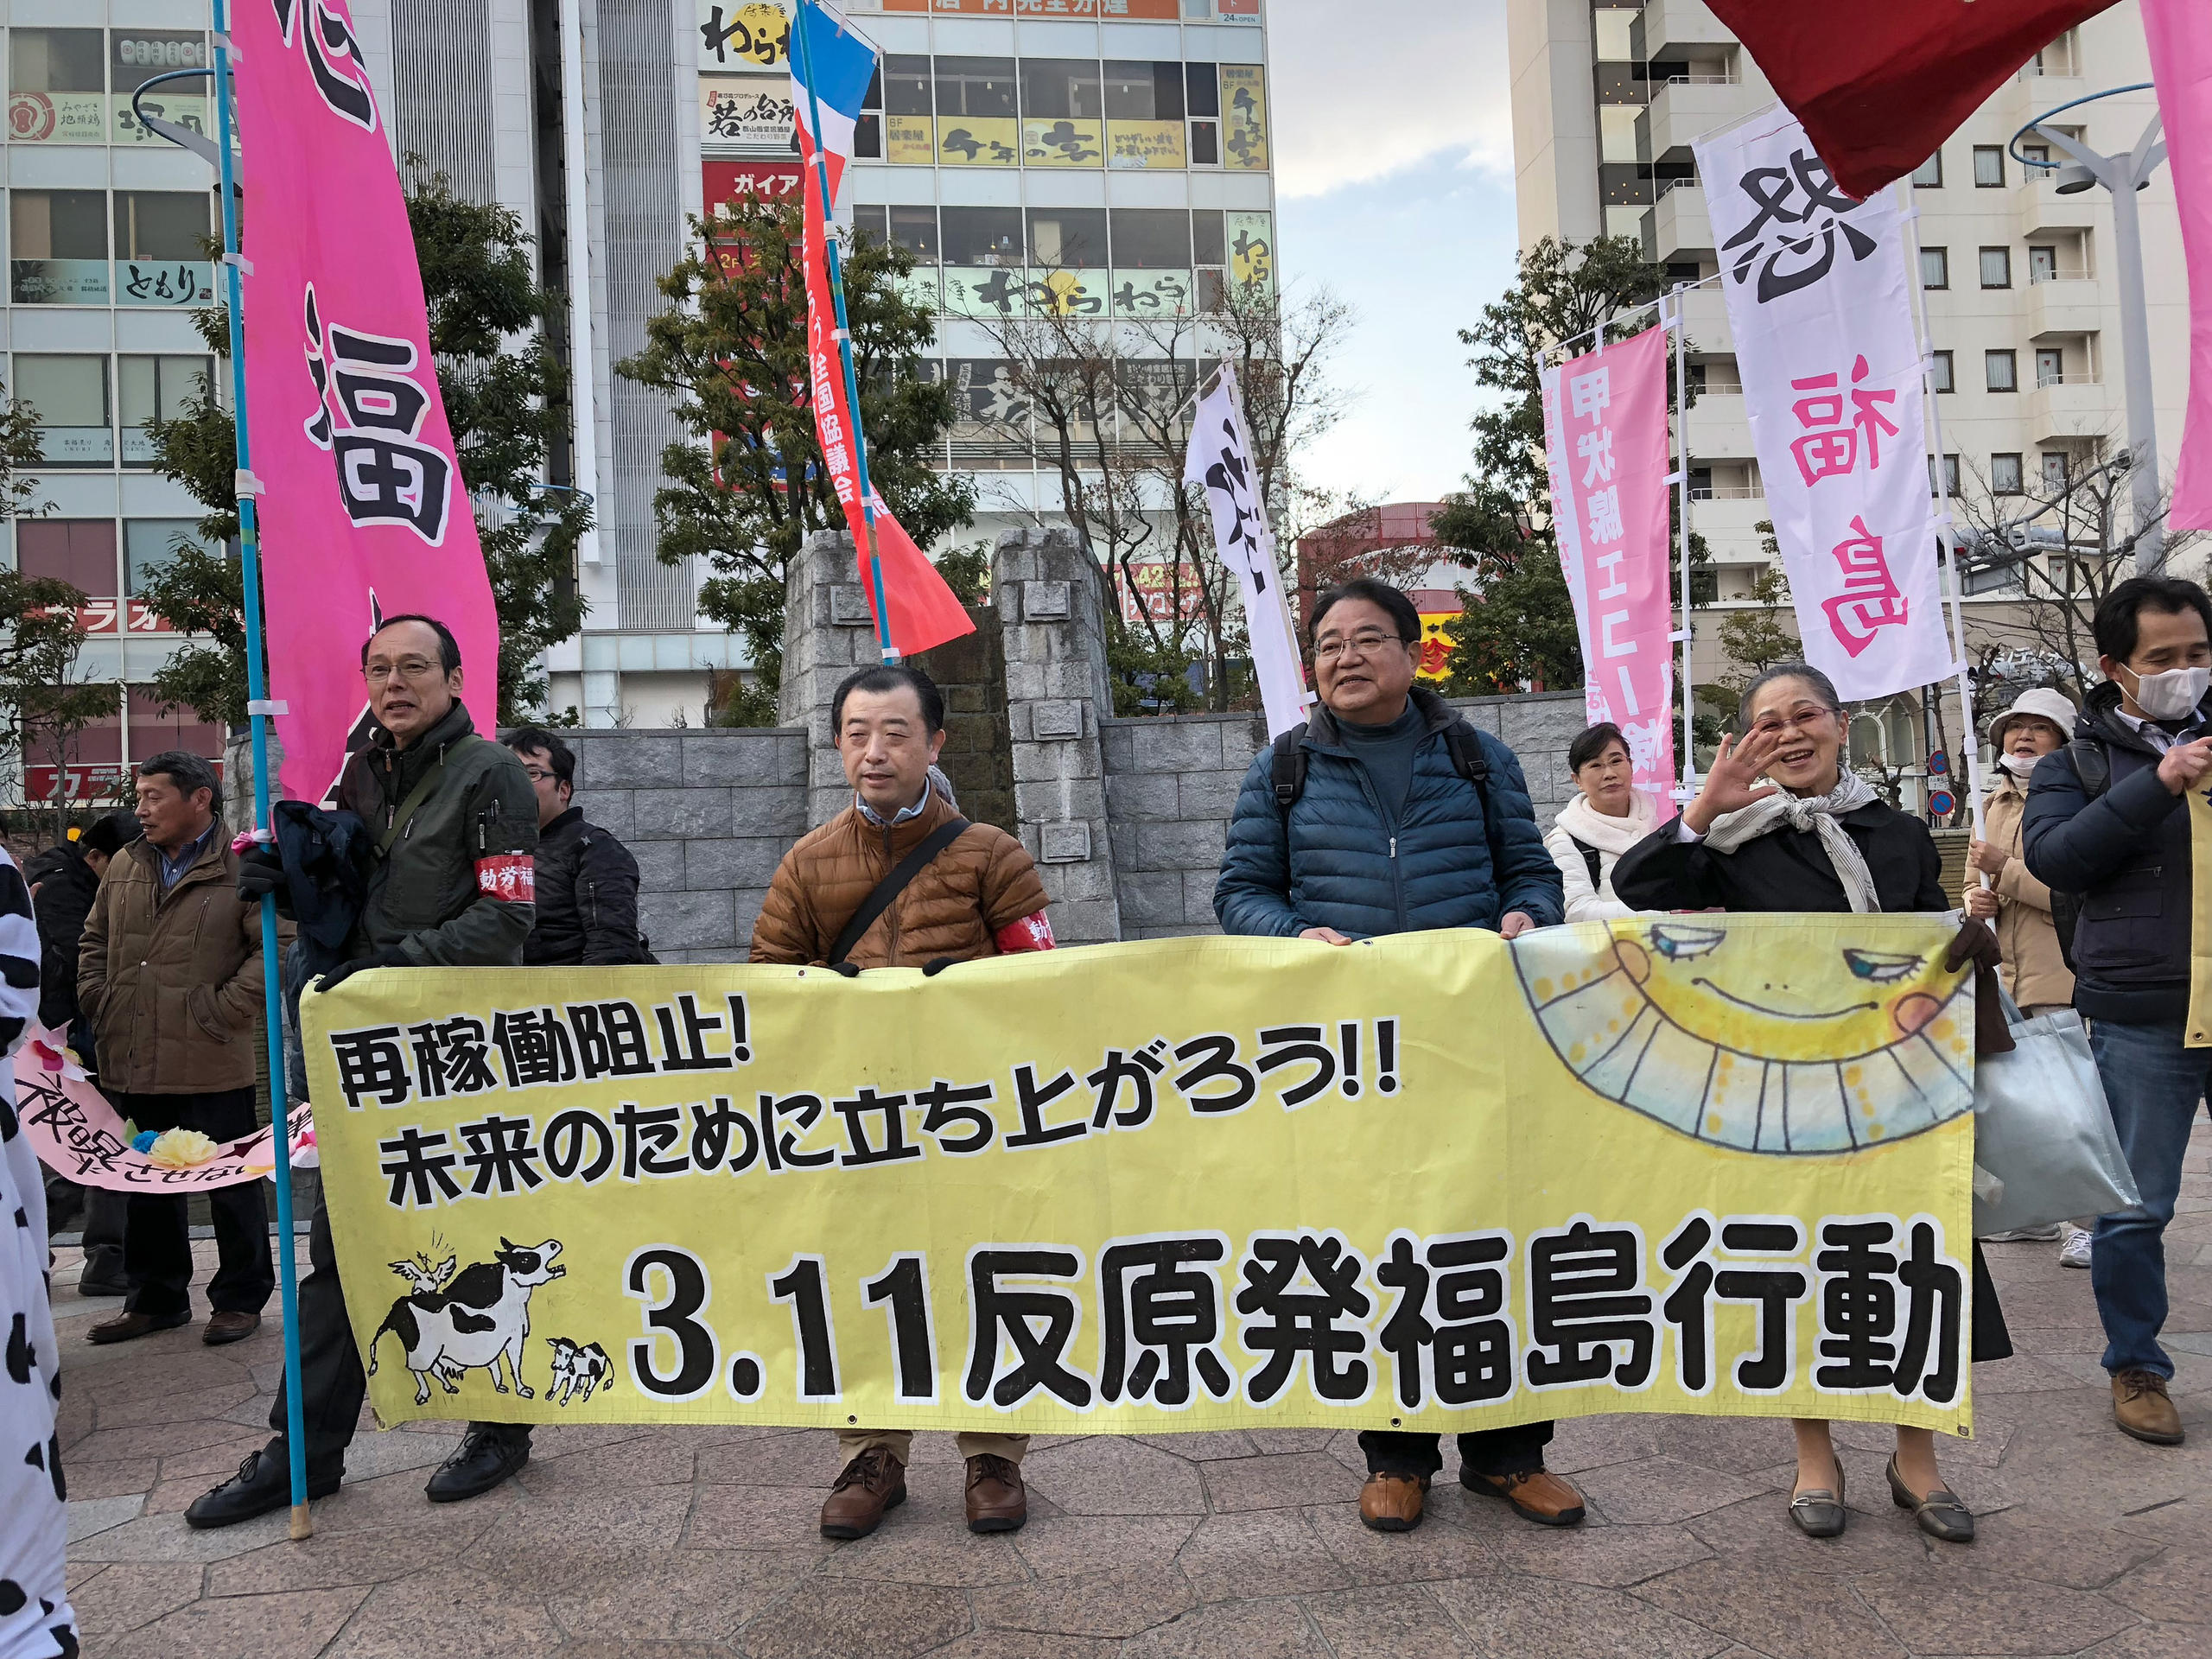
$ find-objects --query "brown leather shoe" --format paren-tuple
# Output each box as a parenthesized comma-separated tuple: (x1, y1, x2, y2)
(2113, 1369, 2185, 1446)
(964, 1454, 1028, 1534)
(1463, 1466, 1586, 1526)
(1358, 1471, 1429, 1532)
(86, 1308, 189, 1345)
(203, 1311, 260, 1346)
(820, 1446, 906, 1539)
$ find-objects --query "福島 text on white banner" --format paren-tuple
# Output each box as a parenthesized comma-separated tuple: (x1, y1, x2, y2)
(1694, 105, 1955, 702)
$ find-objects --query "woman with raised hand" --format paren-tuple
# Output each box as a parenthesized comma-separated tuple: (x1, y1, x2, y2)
(1611, 662, 2011, 1546)
(1543, 721, 1661, 922)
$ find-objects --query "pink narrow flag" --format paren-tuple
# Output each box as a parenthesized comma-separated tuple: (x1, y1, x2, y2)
(232, 1, 499, 802)
(1542, 326, 1677, 804)
(2145, 0, 2212, 530)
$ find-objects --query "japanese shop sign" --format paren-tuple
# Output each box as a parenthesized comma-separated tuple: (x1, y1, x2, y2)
(308, 918, 1978, 1437)
(1219, 64, 1269, 170)
(234, 0, 500, 803)
(880, 0, 1185, 17)
(702, 159, 806, 211)
(701, 76, 798, 150)
(1024, 117, 1104, 166)
(1106, 119, 1185, 169)
(1694, 105, 1953, 702)
(1542, 326, 1676, 803)
(698, 0, 791, 72)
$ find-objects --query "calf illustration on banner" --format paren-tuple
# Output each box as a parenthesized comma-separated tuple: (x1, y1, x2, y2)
(1694, 105, 1954, 703)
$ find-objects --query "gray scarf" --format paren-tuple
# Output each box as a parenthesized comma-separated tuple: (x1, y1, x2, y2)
(1702, 772, 1884, 912)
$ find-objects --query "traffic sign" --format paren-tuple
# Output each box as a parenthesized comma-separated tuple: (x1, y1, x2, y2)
(1928, 790, 1956, 817)
(1927, 750, 1948, 775)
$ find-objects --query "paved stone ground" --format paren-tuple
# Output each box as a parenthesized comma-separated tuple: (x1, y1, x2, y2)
(50, 1122, 2212, 1659)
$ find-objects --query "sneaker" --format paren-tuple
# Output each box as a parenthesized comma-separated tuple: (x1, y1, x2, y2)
(1981, 1223, 2063, 1243)
(2059, 1226, 2094, 1269)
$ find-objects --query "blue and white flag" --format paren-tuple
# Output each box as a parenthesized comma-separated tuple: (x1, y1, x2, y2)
(790, 0, 878, 208)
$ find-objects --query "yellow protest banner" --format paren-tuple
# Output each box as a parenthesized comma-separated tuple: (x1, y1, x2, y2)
(305, 917, 1978, 1441)
(2189, 781, 2212, 1047)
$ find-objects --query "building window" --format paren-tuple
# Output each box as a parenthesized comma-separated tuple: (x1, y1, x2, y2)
(1192, 208, 1226, 270)
(13, 355, 111, 465)
(1022, 58, 1103, 120)
(2041, 451, 2070, 493)
(119, 354, 214, 467)
(1920, 247, 1948, 289)
(1103, 60, 1181, 120)
(1027, 207, 1107, 268)
(1185, 61, 1218, 164)
(6, 29, 106, 144)
(1930, 350, 1954, 392)
(1109, 208, 1192, 270)
(2028, 245, 2057, 283)
(10, 190, 111, 304)
(124, 518, 211, 596)
(934, 56, 1016, 165)
(939, 207, 1022, 266)
(1911, 151, 1943, 187)
(2035, 347, 2064, 387)
(1979, 246, 2012, 289)
(1986, 349, 2018, 392)
(15, 518, 118, 597)
(1973, 145, 2005, 187)
(113, 192, 217, 308)
(128, 684, 222, 766)
(879, 54, 932, 163)
(1991, 454, 2024, 495)
(1929, 454, 1961, 497)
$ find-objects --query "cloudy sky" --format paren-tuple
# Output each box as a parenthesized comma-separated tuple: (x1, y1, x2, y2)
(1266, 2, 1518, 509)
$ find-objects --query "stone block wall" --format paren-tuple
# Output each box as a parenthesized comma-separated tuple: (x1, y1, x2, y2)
(911, 606, 1014, 835)
(563, 728, 807, 963)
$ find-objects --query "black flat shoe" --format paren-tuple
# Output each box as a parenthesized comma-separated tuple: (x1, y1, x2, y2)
(425, 1427, 530, 1503)
(184, 1446, 340, 1530)
(1789, 1459, 1847, 1537)
(1887, 1454, 1974, 1542)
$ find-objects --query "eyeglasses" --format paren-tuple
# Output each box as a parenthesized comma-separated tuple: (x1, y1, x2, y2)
(521, 767, 557, 785)
(1748, 706, 1835, 736)
(1313, 629, 1402, 663)
(363, 657, 442, 685)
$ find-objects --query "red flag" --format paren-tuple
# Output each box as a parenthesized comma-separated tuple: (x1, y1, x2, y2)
(1707, 0, 2120, 200)
(798, 164, 972, 658)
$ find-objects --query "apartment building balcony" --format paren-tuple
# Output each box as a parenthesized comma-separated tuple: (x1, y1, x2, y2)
(1687, 487, 1770, 556)
(2025, 374, 2111, 444)
(2018, 176, 2100, 239)
(1643, 77, 1761, 164)
(1649, 180, 1713, 264)
(1633, 0, 1738, 61)
(2026, 275, 2102, 342)
(1686, 390, 1752, 461)
(1676, 281, 1732, 356)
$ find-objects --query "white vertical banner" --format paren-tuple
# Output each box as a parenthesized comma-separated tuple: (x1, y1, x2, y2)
(1694, 105, 1955, 702)
(1185, 369, 1310, 738)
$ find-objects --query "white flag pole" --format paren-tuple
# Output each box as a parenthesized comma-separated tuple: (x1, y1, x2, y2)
(1224, 362, 1310, 709)
(1896, 181, 1988, 850)
(1668, 283, 1699, 800)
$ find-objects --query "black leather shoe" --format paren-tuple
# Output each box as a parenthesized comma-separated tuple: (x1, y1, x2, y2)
(185, 1446, 340, 1530)
(425, 1427, 531, 1503)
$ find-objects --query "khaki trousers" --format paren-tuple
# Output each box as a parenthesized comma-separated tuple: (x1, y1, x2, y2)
(836, 1428, 1029, 1468)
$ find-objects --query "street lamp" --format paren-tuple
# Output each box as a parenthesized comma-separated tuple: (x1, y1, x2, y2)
(2010, 85, 2169, 575)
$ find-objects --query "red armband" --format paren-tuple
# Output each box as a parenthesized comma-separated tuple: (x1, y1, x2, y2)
(475, 854, 536, 902)
(995, 911, 1055, 953)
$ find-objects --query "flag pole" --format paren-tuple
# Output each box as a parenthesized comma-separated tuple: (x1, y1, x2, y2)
(792, 0, 897, 664)
(1668, 283, 1699, 801)
(210, 0, 314, 1538)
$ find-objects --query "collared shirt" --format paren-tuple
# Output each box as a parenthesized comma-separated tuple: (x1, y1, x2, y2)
(856, 775, 932, 830)
(156, 822, 216, 892)
(2112, 705, 2206, 755)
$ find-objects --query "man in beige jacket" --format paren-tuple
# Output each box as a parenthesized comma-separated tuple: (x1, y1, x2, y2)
(79, 752, 276, 1345)
(1966, 688, 2085, 1264)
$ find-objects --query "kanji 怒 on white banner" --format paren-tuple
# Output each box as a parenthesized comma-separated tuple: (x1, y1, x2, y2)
(1694, 105, 1955, 701)
(1543, 327, 1676, 802)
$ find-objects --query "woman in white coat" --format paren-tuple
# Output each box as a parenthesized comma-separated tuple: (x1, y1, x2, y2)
(1542, 723, 1659, 921)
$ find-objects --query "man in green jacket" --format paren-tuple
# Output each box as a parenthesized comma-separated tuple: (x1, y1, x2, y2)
(188, 614, 541, 1529)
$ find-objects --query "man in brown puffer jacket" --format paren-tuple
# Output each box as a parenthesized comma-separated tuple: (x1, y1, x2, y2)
(753, 664, 1053, 1541)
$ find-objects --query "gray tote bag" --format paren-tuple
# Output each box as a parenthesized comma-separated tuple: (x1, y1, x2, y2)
(1973, 999, 2140, 1237)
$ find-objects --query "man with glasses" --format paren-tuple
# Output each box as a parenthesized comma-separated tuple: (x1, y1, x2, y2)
(1215, 578, 1581, 1535)
(189, 613, 542, 1529)
(502, 726, 648, 966)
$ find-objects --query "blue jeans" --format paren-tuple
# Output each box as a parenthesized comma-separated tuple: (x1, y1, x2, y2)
(2088, 1018, 2212, 1379)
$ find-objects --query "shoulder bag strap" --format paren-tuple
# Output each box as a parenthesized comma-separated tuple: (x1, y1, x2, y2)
(375, 734, 484, 856)
(829, 816, 972, 966)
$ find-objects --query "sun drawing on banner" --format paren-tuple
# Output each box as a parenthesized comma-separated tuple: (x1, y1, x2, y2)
(1509, 921, 1974, 1154)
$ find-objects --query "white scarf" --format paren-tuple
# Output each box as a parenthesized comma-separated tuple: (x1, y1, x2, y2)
(1702, 772, 1885, 912)
(1554, 790, 1659, 855)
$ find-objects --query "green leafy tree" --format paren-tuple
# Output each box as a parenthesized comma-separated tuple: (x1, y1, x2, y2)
(616, 198, 974, 723)
(1437, 236, 1691, 695)
(1714, 524, 1801, 709)
(138, 169, 591, 726)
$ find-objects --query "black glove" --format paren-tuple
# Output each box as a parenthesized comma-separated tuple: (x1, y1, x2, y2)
(236, 844, 287, 906)
(315, 945, 410, 993)
(922, 957, 957, 977)
(826, 961, 861, 979)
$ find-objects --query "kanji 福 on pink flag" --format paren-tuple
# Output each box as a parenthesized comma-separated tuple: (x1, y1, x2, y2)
(232, 0, 499, 802)
(1543, 326, 1676, 803)
(2145, 0, 2212, 530)
(1694, 105, 1955, 702)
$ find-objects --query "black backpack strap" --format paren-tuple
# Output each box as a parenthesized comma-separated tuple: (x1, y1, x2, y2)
(2064, 736, 2109, 800)
(1271, 723, 1310, 817)
(829, 817, 972, 966)
(1569, 835, 1603, 889)
(1442, 720, 1491, 789)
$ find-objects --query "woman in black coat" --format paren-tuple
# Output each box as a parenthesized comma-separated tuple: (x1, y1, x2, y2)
(1612, 662, 2008, 1546)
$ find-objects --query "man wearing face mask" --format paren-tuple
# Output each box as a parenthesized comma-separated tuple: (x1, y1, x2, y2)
(2024, 575, 2212, 1450)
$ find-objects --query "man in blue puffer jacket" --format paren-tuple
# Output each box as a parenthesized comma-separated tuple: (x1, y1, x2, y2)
(1214, 578, 1578, 1535)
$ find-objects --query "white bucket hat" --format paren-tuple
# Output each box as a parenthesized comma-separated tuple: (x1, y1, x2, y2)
(1988, 686, 2078, 749)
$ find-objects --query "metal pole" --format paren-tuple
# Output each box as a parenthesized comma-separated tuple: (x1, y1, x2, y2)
(1668, 283, 1698, 798)
(2107, 152, 2164, 574)
(791, 0, 896, 663)
(210, 0, 313, 1539)
(558, 0, 601, 569)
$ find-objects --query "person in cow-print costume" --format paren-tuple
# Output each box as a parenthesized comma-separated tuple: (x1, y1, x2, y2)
(1, 846, 81, 1657)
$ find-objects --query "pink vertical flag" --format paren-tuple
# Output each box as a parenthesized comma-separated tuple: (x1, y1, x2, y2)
(2145, 0, 2212, 531)
(1542, 325, 1677, 804)
(232, 0, 499, 801)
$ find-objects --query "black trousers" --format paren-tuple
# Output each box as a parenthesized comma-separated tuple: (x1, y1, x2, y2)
(1360, 1421, 1554, 1480)
(79, 1186, 128, 1288)
(118, 1088, 274, 1320)
(269, 1181, 529, 1476)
